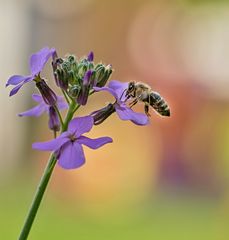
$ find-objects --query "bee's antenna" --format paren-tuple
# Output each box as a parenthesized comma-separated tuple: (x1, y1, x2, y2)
(120, 88, 127, 101)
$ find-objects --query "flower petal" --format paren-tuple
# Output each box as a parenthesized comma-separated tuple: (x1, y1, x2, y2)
(18, 104, 47, 117)
(77, 136, 113, 149)
(6, 75, 28, 87)
(68, 116, 94, 137)
(32, 134, 69, 151)
(56, 96, 68, 110)
(32, 94, 43, 103)
(30, 47, 56, 75)
(93, 86, 118, 100)
(58, 142, 85, 169)
(108, 80, 128, 100)
(9, 77, 33, 96)
(115, 104, 149, 125)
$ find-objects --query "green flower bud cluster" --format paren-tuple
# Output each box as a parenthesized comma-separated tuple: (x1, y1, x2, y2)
(53, 52, 113, 100)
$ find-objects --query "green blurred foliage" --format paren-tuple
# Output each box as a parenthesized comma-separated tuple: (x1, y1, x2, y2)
(1, 179, 227, 240)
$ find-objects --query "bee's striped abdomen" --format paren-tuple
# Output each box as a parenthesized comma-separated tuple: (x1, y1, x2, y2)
(149, 91, 170, 117)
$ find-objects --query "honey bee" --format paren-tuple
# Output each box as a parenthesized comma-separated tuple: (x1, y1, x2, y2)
(125, 81, 170, 117)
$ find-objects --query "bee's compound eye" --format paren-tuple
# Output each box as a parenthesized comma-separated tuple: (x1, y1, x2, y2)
(128, 82, 135, 91)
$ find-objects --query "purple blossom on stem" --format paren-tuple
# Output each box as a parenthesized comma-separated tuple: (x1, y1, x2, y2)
(48, 106, 60, 132)
(6, 47, 56, 96)
(94, 80, 149, 125)
(35, 79, 57, 106)
(18, 94, 67, 117)
(77, 70, 94, 105)
(87, 51, 94, 61)
(32, 116, 112, 169)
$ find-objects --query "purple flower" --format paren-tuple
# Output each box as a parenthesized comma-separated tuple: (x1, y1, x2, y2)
(32, 116, 113, 169)
(18, 94, 67, 117)
(94, 80, 149, 125)
(6, 47, 56, 96)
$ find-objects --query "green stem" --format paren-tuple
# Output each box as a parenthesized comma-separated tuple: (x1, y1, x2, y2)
(18, 102, 78, 240)
(18, 154, 57, 240)
(61, 89, 70, 105)
(62, 101, 78, 131)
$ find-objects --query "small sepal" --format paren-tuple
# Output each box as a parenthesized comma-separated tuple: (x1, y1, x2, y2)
(91, 103, 116, 125)
(35, 79, 57, 106)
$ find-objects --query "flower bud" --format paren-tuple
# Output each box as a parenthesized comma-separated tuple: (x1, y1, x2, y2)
(52, 52, 58, 72)
(48, 106, 60, 131)
(95, 64, 113, 87)
(89, 70, 96, 87)
(53, 58, 68, 89)
(52, 52, 63, 76)
(68, 55, 76, 64)
(36, 79, 57, 106)
(51, 51, 59, 70)
(77, 62, 88, 79)
(91, 103, 115, 125)
(94, 64, 105, 82)
(77, 70, 92, 105)
(68, 85, 81, 98)
(87, 51, 94, 62)
(53, 55, 78, 90)
(55, 68, 68, 90)
(67, 70, 76, 85)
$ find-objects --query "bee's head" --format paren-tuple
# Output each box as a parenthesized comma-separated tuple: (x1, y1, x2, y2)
(126, 81, 136, 96)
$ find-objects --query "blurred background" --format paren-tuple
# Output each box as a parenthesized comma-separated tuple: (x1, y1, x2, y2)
(1, 0, 229, 239)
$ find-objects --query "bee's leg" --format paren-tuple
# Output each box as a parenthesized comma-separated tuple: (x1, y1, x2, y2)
(128, 92, 135, 99)
(129, 99, 138, 108)
(144, 103, 151, 117)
